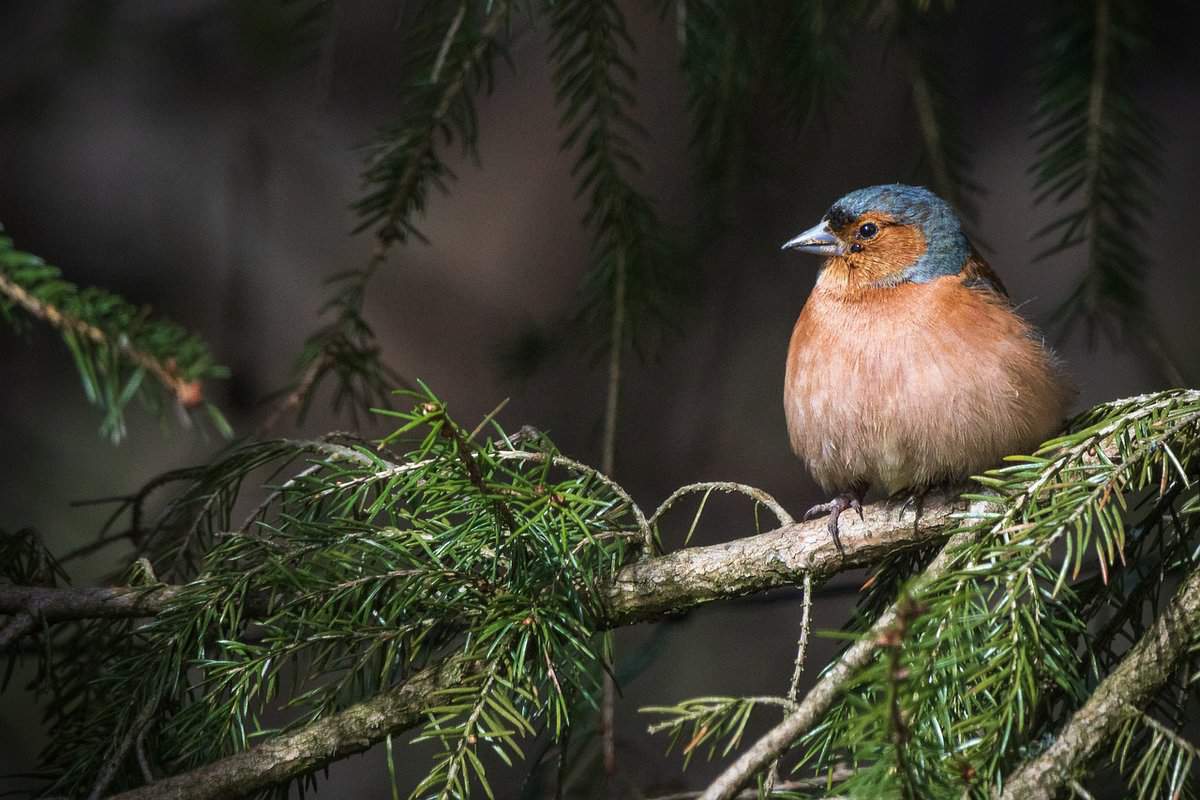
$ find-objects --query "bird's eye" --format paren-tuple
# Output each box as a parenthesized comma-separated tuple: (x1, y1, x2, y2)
(858, 222, 878, 239)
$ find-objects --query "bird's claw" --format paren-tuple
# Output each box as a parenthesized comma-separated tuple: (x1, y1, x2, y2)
(802, 493, 864, 558)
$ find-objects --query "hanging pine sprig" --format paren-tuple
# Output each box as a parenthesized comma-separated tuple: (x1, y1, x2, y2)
(1030, 0, 1162, 346)
(0, 229, 229, 442)
(353, 1, 512, 247)
(268, 2, 513, 431)
(773, 0, 854, 134)
(546, 0, 680, 358)
(673, 0, 757, 194)
(674, 0, 851, 208)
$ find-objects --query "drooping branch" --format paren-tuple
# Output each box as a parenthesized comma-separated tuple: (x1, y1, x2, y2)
(0, 273, 204, 408)
(998, 566, 1200, 800)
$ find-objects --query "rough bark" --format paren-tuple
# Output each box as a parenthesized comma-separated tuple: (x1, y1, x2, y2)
(0, 585, 184, 624)
(605, 486, 961, 625)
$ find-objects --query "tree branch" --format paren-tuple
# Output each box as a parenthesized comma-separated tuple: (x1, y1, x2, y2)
(604, 485, 962, 626)
(0, 585, 184, 625)
(696, 528, 974, 800)
(106, 658, 469, 800)
(998, 566, 1200, 800)
(0, 487, 963, 637)
(0, 488, 966, 797)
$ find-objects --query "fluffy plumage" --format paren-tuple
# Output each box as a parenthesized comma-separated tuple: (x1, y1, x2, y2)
(782, 184, 1073, 546)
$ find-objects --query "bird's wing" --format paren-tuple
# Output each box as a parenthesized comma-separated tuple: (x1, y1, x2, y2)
(958, 249, 1009, 299)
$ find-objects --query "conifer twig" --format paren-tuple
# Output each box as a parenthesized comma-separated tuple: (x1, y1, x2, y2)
(649, 482, 794, 529)
(0, 611, 34, 652)
(998, 566, 1200, 800)
(0, 272, 204, 408)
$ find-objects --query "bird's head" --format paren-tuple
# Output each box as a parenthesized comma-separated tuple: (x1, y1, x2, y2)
(782, 184, 970, 293)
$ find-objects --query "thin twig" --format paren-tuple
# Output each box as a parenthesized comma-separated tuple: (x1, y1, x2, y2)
(767, 571, 813, 789)
(599, 248, 627, 797)
(649, 768, 854, 800)
(135, 724, 156, 783)
(257, 354, 328, 436)
(650, 482, 794, 529)
(57, 529, 140, 566)
(86, 700, 158, 800)
(785, 574, 814, 706)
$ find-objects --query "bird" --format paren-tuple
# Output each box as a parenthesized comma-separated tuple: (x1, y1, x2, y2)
(781, 184, 1073, 553)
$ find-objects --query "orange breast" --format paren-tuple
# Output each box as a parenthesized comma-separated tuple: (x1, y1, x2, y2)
(783, 275, 1073, 494)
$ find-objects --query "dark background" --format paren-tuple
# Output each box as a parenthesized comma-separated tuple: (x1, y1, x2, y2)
(2, 1, 1199, 795)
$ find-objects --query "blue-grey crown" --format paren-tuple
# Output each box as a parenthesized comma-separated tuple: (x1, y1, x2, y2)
(826, 183, 970, 283)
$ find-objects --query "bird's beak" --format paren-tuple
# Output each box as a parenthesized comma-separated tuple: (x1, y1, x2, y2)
(781, 220, 846, 256)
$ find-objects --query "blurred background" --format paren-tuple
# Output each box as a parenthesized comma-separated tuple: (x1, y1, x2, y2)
(2, 0, 1199, 795)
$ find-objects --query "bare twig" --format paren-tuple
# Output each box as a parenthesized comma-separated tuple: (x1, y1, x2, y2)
(257, 354, 328, 435)
(767, 571, 813, 789)
(649, 767, 855, 800)
(600, 249, 628, 795)
(87, 701, 158, 800)
(999, 566, 1200, 800)
(785, 573, 815, 706)
(650, 482, 795, 529)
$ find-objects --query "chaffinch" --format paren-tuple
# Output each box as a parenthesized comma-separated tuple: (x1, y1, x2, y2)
(782, 184, 1074, 552)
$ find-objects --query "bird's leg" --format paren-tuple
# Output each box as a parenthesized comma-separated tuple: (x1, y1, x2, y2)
(802, 489, 865, 556)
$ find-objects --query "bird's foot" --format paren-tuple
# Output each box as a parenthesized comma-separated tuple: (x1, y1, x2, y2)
(886, 488, 929, 527)
(802, 493, 865, 557)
